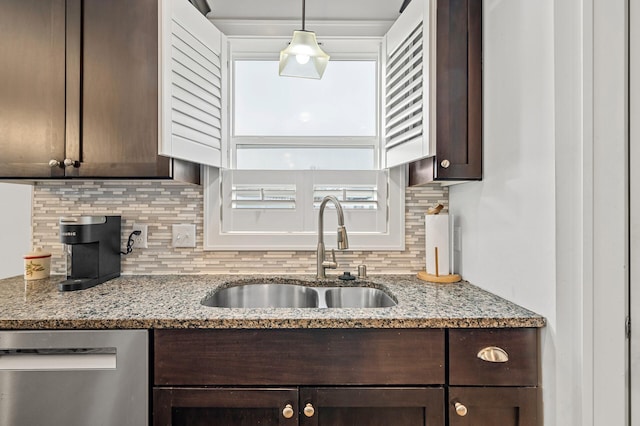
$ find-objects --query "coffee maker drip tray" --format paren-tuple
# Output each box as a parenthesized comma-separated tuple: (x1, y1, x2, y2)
(59, 272, 121, 292)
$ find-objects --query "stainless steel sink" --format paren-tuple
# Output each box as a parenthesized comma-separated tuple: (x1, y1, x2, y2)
(324, 287, 397, 308)
(201, 283, 397, 309)
(201, 284, 319, 308)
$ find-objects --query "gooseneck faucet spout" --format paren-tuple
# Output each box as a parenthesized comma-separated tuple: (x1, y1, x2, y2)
(317, 195, 349, 279)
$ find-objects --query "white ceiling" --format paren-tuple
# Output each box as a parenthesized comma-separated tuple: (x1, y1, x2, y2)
(208, 0, 403, 21)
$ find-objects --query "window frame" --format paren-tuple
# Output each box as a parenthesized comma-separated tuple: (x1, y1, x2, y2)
(203, 35, 406, 251)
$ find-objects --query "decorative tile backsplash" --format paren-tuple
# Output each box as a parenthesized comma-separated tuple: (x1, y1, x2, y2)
(32, 181, 448, 275)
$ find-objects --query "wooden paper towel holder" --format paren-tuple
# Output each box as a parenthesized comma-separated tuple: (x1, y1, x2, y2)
(417, 270, 461, 283)
(419, 242, 461, 283)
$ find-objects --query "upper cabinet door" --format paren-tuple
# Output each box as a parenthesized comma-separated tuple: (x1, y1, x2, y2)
(384, 0, 435, 168)
(434, 0, 482, 180)
(159, 0, 226, 168)
(0, 0, 66, 178)
(77, 0, 170, 178)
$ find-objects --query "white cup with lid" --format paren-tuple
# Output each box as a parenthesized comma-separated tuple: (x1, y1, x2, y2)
(23, 248, 52, 280)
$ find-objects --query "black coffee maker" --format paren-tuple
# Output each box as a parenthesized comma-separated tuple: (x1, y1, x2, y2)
(59, 216, 121, 291)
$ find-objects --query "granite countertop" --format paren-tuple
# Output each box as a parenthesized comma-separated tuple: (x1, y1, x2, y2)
(0, 274, 545, 330)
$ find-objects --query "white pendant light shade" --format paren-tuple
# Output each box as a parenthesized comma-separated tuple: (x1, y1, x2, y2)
(279, 31, 330, 79)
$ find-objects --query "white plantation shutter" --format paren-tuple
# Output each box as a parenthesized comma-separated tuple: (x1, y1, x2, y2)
(312, 185, 378, 210)
(384, 0, 433, 168)
(221, 170, 304, 233)
(206, 168, 404, 250)
(231, 185, 297, 210)
(221, 170, 385, 233)
(160, 0, 226, 167)
(386, 23, 423, 149)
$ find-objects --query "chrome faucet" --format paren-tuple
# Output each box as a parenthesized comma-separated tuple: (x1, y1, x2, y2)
(317, 195, 349, 279)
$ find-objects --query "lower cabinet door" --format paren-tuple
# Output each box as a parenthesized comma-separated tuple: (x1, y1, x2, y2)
(299, 387, 445, 426)
(153, 387, 299, 426)
(448, 387, 540, 426)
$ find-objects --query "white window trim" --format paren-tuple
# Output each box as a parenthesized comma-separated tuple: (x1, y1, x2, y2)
(203, 166, 405, 251)
(203, 35, 405, 251)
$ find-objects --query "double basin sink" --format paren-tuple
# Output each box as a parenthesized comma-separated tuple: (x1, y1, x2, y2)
(202, 283, 397, 309)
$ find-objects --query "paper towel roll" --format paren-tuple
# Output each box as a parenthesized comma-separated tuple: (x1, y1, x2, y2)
(425, 214, 450, 276)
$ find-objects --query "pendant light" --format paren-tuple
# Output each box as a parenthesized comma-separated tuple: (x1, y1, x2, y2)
(279, 0, 329, 79)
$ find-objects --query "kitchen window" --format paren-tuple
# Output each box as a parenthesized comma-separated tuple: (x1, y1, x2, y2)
(204, 37, 404, 250)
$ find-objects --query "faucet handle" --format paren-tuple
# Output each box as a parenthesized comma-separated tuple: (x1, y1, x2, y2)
(322, 249, 338, 270)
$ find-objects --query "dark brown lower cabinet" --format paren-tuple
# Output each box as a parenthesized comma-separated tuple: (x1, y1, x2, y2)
(300, 387, 444, 426)
(448, 387, 540, 426)
(153, 387, 299, 426)
(152, 328, 541, 426)
(153, 386, 444, 426)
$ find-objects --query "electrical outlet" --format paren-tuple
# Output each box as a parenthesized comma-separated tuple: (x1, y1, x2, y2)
(132, 223, 148, 249)
(172, 224, 196, 248)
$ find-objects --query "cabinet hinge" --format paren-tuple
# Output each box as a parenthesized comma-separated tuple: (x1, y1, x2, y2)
(626, 316, 631, 339)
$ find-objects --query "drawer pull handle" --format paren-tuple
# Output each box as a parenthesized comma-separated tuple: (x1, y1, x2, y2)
(303, 403, 315, 417)
(454, 401, 468, 416)
(282, 404, 294, 419)
(477, 346, 509, 363)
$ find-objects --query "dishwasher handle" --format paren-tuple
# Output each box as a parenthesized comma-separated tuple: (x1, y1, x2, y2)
(0, 347, 117, 370)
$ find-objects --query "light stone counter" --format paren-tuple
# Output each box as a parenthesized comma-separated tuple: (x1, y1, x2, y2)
(0, 275, 545, 329)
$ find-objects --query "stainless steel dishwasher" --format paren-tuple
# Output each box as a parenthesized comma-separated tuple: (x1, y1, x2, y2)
(0, 330, 148, 426)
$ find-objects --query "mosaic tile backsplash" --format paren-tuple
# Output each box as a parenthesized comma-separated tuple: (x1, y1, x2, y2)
(32, 181, 448, 275)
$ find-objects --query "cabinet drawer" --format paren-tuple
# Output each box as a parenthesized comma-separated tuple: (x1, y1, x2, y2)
(448, 328, 539, 386)
(154, 329, 445, 386)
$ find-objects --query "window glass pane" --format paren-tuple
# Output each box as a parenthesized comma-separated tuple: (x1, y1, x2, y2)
(234, 60, 376, 137)
(236, 146, 374, 170)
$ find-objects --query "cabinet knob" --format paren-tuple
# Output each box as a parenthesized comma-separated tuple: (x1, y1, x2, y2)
(303, 403, 315, 417)
(49, 159, 61, 168)
(63, 158, 76, 167)
(282, 404, 294, 419)
(477, 346, 509, 363)
(440, 159, 451, 168)
(454, 401, 468, 417)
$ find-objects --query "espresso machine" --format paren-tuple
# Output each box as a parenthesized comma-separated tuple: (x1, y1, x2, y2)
(59, 216, 121, 291)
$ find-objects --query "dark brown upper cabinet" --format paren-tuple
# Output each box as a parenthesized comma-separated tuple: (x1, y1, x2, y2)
(0, 0, 200, 182)
(384, 0, 482, 183)
(0, 0, 67, 178)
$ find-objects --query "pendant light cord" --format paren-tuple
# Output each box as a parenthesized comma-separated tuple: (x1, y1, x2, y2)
(302, 0, 306, 30)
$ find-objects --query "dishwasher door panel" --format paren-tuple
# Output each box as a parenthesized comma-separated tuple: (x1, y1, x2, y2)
(0, 330, 148, 426)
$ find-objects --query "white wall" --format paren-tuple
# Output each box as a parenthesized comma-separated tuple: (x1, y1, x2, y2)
(0, 183, 32, 279)
(449, 0, 557, 422)
(450, 0, 629, 425)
